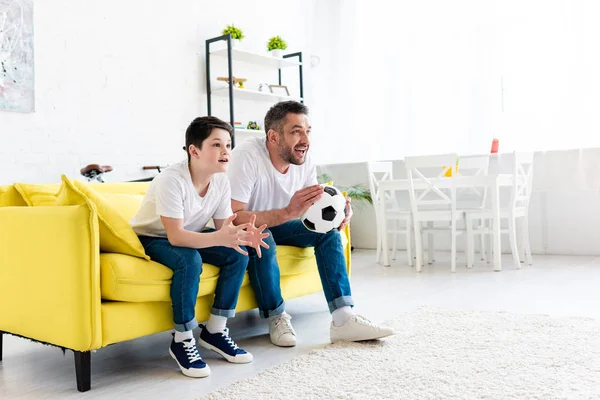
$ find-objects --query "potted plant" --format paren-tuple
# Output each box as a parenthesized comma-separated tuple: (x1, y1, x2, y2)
(317, 173, 373, 210)
(222, 24, 244, 47)
(267, 35, 287, 57)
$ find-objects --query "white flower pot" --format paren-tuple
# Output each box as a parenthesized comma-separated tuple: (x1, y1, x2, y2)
(270, 49, 282, 58)
(231, 39, 240, 48)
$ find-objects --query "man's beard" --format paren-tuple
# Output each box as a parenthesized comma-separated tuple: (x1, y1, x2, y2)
(278, 143, 306, 165)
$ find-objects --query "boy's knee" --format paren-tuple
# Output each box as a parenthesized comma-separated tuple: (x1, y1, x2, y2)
(177, 248, 203, 273)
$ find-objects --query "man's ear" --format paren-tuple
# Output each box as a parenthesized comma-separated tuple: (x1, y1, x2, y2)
(267, 129, 279, 144)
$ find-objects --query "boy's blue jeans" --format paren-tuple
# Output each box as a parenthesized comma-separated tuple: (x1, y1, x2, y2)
(246, 219, 353, 318)
(139, 234, 248, 332)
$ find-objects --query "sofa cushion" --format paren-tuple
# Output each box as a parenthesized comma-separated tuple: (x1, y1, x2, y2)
(56, 175, 149, 260)
(82, 182, 151, 195)
(99, 244, 322, 302)
(100, 253, 223, 302)
(13, 183, 60, 206)
(0, 185, 27, 207)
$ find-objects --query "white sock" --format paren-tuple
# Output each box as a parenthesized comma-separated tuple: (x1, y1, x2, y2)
(206, 314, 227, 334)
(332, 306, 356, 327)
(267, 311, 290, 323)
(174, 330, 193, 343)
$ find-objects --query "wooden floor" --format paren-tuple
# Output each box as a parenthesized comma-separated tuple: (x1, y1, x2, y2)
(2, 250, 600, 399)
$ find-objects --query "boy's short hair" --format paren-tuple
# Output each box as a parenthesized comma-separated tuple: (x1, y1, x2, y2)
(185, 116, 233, 161)
(264, 101, 309, 136)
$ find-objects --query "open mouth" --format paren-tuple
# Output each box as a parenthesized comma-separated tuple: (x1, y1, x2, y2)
(218, 158, 229, 163)
(294, 148, 307, 158)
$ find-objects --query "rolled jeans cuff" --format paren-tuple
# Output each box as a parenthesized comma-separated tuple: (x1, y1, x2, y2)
(328, 296, 354, 313)
(260, 301, 286, 319)
(211, 307, 236, 318)
(174, 317, 198, 333)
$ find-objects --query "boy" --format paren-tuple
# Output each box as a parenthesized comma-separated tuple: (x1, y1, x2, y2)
(131, 116, 269, 378)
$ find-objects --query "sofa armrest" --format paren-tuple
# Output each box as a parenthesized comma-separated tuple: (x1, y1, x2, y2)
(0, 204, 102, 351)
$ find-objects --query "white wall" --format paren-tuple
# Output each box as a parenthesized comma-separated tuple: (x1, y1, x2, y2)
(0, 0, 315, 184)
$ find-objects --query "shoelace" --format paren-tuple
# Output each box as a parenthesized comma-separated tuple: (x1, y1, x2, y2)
(275, 315, 295, 336)
(354, 315, 380, 330)
(221, 328, 240, 351)
(182, 338, 202, 363)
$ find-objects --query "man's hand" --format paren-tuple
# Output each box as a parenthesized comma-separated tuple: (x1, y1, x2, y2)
(338, 197, 353, 231)
(245, 214, 270, 258)
(215, 213, 252, 255)
(285, 184, 324, 219)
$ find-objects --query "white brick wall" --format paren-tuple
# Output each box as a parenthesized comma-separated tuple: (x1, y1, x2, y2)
(0, 0, 314, 184)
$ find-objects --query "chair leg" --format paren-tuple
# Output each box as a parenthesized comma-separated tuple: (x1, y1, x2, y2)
(451, 218, 457, 273)
(522, 216, 533, 265)
(507, 215, 521, 269)
(406, 220, 413, 267)
(466, 216, 474, 268)
(74, 351, 91, 392)
(427, 222, 434, 264)
(414, 221, 424, 272)
(478, 220, 487, 261)
(391, 221, 398, 261)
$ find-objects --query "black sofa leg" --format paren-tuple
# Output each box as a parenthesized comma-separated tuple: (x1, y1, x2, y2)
(74, 351, 91, 392)
(0, 331, 3, 361)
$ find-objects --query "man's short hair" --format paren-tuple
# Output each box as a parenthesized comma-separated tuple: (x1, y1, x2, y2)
(185, 116, 233, 161)
(264, 101, 309, 135)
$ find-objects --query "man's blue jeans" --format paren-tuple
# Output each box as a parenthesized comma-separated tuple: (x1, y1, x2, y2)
(246, 219, 353, 318)
(139, 235, 248, 332)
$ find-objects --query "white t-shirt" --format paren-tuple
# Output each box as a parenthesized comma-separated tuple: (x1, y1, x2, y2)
(131, 160, 232, 237)
(227, 136, 317, 211)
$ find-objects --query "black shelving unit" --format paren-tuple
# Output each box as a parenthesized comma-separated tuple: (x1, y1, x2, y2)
(205, 33, 304, 148)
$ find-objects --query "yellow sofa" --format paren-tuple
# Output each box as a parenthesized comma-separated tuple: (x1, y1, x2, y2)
(0, 180, 351, 392)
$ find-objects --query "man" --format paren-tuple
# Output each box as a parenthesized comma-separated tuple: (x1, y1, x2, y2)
(227, 100, 394, 346)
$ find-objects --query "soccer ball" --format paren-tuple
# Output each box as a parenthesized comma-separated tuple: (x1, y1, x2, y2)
(301, 185, 347, 233)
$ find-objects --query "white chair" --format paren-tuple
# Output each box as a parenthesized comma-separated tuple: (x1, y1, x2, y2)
(464, 152, 534, 269)
(367, 161, 413, 266)
(456, 155, 491, 267)
(405, 154, 464, 272)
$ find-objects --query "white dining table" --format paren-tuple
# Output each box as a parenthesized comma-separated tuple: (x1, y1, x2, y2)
(377, 173, 516, 271)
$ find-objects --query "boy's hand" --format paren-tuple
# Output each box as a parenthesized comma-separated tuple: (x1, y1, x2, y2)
(216, 213, 252, 255)
(337, 197, 353, 231)
(245, 214, 270, 258)
(285, 184, 324, 219)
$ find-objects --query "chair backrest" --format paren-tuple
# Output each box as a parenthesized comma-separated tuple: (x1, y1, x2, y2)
(367, 161, 401, 214)
(510, 152, 534, 210)
(456, 155, 490, 207)
(404, 153, 458, 216)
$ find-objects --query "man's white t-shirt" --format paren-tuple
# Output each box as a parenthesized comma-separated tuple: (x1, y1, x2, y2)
(227, 136, 317, 212)
(131, 160, 232, 237)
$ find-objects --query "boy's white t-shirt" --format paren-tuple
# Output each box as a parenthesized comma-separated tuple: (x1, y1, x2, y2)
(227, 136, 317, 212)
(131, 160, 232, 238)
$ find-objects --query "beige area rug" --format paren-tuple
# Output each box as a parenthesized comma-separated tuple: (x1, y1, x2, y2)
(200, 307, 600, 400)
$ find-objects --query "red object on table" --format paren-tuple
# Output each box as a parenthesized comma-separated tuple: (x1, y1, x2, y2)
(491, 138, 499, 153)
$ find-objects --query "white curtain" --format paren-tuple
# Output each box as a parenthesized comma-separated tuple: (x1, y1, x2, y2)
(309, 0, 600, 164)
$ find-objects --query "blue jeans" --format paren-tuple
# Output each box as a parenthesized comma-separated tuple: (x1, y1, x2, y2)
(139, 235, 248, 332)
(246, 219, 353, 318)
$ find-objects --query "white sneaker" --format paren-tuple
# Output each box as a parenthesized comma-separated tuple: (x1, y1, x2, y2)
(330, 315, 395, 343)
(269, 313, 297, 347)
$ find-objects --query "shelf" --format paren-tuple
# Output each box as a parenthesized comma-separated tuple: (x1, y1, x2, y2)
(213, 87, 302, 102)
(210, 48, 302, 69)
(235, 128, 265, 137)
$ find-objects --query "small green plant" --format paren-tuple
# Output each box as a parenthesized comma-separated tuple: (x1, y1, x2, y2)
(317, 173, 373, 210)
(222, 24, 244, 40)
(267, 35, 288, 51)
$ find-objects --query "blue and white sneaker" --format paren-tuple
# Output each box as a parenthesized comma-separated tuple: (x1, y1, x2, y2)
(169, 333, 210, 378)
(198, 325, 253, 364)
